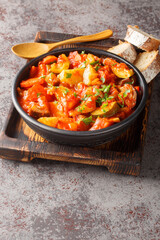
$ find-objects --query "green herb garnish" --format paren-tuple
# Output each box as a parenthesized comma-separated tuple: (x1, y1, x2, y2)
(66, 73, 72, 78)
(64, 88, 69, 95)
(90, 60, 99, 65)
(127, 78, 134, 85)
(40, 75, 46, 79)
(123, 89, 130, 98)
(80, 50, 85, 55)
(102, 102, 109, 112)
(37, 92, 42, 98)
(106, 96, 114, 100)
(87, 97, 92, 102)
(73, 92, 77, 98)
(96, 97, 103, 106)
(102, 103, 108, 108)
(95, 65, 100, 71)
(101, 77, 105, 83)
(118, 94, 124, 108)
(77, 105, 85, 113)
(102, 84, 111, 93)
(95, 88, 101, 96)
(82, 94, 92, 101)
(80, 61, 86, 69)
(82, 116, 95, 125)
(95, 84, 111, 98)
(48, 83, 53, 88)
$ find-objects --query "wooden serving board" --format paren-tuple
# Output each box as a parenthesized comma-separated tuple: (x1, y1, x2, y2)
(0, 31, 154, 176)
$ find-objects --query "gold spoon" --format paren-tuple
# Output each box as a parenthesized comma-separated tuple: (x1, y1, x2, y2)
(11, 29, 113, 59)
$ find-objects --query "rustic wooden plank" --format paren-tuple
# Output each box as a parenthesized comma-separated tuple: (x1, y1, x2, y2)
(0, 31, 154, 176)
(35, 31, 119, 49)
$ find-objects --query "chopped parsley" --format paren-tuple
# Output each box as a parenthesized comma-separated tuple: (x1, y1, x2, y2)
(66, 73, 72, 78)
(80, 61, 86, 69)
(48, 83, 53, 88)
(95, 84, 111, 96)
(97, 95, 113, 105)
(102, 102, 108, 112)
(95, 65, 101, 71)
(95, 88, 101, 96)
(73, 92, 77, 98)
(127, 78, 134, 85)
(37, 92, 42, 98)
(82, 116, 95, 125)
(102, 84, 111, 93)
(118, 94, 124, 108)
(101, 77, 105, 83)
(96, 97, 103, 105)
(106, 96, 114, 100)
(90, 60, 99, 65)
(63, 88, 69, 95)
(80, 50, 85, 55)
(40, 75, 46, 79)
(123, 89, 130, 98)
(77, 105, 85, 113)
(82, 94, 92, 101)
(95, 85, 113, 106)
(87, 97, 92, 102)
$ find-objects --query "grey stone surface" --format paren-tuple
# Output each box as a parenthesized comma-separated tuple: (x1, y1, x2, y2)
(0, 0, 160, 239)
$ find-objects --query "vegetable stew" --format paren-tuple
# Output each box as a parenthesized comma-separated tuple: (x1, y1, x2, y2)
(17, 51, 140, 131)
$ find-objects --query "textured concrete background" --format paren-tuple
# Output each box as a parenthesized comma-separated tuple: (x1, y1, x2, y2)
(0, 0, 160, 239)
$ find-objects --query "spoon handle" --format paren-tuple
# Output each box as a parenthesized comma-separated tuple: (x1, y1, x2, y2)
(47, 29, 113, 51)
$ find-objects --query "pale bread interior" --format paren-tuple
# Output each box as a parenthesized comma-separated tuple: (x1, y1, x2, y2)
(128, 25, 160, 41)
(108, 42, 130, 54)
(134, 51, 158, 71)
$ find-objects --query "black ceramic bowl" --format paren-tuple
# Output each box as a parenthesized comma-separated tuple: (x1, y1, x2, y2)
(12, 48, 148, 146)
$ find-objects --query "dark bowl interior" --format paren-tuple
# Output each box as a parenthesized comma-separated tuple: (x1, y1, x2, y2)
(12, 47, 148, 146)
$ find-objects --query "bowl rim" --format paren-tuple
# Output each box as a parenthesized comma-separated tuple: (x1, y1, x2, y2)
(12, 47, 148, 137)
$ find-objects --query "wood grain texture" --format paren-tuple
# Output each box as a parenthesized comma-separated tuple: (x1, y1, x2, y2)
(0, 31, 154, 176)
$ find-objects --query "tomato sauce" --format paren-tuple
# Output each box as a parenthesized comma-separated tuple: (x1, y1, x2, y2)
(18, 51, 140, 131)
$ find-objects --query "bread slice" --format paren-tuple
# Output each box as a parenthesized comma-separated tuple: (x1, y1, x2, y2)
(108, 41, 137, 63)
(124, 25, 160, 52)
(134, 50, 160, 83)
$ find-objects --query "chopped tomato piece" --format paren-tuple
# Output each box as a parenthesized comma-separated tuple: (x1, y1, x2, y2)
(29, 66, 38, 78)
(42, 55, 57, 64)
(20, 77, 45, 89)
(119, 84, 137, 108)
(57, 118, 78, 131)
(49, 101, 68, 118)
(38, 63, 47, 76)
(89, 117, 113, 130)
(68, 51, 83, 68)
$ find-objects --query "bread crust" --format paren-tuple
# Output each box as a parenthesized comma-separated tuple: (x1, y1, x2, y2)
(134, 51, 160, 83)
(124, 25, 160, 52)
(108, 41, 137, 63)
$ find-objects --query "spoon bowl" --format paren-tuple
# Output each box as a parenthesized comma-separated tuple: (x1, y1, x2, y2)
(12, 43, 50, 59)
(11, 29, 113, 59)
